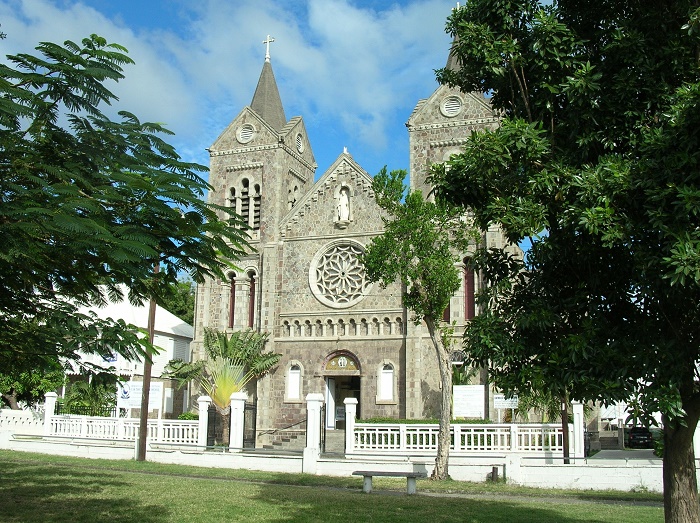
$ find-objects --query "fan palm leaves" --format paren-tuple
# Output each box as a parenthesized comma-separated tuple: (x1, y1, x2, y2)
(200, 356, 254, 413)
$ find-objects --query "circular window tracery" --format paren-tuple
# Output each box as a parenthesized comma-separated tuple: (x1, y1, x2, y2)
(309, 240, 372, 308)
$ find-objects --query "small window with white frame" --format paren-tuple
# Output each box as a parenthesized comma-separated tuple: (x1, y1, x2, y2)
(377, 362, 395, 403)
(286, 362, 303, 402)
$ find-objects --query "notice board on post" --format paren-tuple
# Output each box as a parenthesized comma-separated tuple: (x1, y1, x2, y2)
(453, 385, 485, 419)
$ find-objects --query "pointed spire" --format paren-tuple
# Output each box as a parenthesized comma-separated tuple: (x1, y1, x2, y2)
(250, 36, 287, 131)
(446, 3, 461, 71)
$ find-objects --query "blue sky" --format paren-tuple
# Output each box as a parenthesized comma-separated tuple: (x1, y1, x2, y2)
(0, 0, 459, 183)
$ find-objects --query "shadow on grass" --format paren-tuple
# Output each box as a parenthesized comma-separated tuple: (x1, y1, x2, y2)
(0, 461, 170, 523)
(247, 480, 654, 523)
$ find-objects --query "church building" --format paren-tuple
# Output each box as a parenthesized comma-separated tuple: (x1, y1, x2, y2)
(191, 38, 520, 442)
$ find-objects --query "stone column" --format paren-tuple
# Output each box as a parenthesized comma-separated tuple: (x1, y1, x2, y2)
(197, 396, 211, 448)
(572, 401, 585, 458)
(344, 398, 358, 454)
(229, 392, 247, 452)
(303, 393, 325, 473)
(43, 392, 58, 437)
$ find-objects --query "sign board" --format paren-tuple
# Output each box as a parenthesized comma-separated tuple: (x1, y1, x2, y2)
(453, 385, 485, 419)
(117, 381, 163, 411)
(493, 393, 519, 409)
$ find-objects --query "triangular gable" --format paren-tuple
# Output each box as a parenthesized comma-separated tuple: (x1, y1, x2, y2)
(406, 85, 496, 129)
(280, 150, 375, 237)
(209, 106, 284, 152)
(279, 116, 317, 169)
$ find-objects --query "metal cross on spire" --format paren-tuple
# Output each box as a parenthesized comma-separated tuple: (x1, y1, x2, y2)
(263, 35, 275, 62)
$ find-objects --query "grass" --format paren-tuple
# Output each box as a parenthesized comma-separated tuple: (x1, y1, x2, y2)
(0, 450, 663, 523)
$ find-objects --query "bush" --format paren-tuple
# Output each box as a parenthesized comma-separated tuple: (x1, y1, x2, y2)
(178, 411, 199, 420)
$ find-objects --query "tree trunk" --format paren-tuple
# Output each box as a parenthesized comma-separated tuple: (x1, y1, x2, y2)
(1, 390, 20, 410)
(663, 389, 700, 523)
(221, 409, 231, 447)
(425, 317, 453, 480)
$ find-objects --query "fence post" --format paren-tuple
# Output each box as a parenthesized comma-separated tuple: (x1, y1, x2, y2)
(197, 396, 212, 448)
(43, 392, 58, 437)
(303, 393, 324, 474)
(229, 392, 247, 452)
(344, 398, 357, 454)
(572, 401, 584, 458)
(510, 424, 518, 452)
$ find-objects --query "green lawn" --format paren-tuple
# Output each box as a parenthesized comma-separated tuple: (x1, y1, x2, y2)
(0, 450, 663, 523)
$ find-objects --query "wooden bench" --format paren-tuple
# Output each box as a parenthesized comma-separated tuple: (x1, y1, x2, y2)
(352, 470, 427, 495)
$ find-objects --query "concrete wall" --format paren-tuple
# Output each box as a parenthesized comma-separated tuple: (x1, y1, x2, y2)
(0, 433, 677, 493)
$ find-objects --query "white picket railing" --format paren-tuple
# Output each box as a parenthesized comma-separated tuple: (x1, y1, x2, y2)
(353, 423, 567, 454)
(47, 415, 199, 445)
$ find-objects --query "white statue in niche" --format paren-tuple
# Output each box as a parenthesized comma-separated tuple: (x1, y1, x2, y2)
(337, 187, 350, 221)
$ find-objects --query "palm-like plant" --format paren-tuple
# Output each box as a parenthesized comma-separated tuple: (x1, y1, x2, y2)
(164, 328, 280, 445)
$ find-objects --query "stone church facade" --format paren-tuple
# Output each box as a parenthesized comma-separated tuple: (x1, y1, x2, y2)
(192, 45, 520, 440)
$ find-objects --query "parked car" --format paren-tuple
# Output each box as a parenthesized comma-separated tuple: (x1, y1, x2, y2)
(627, 426, 653, 449)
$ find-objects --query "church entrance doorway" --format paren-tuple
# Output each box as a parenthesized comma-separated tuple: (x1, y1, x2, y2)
(323, 351, 361, 430)
(325, 375, 360, 430)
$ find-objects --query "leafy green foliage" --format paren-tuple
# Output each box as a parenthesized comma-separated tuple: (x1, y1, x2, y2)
(159, 278, 196, 325)
(0, 357, 65, 409)
(0, 35, 250, 375)
(61, 380, 117, 414)
(165, 328, 280, 409)
(431, 1, 700, 518)
(362, 167, 478, 479)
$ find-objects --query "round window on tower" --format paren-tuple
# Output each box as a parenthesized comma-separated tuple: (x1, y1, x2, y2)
(440, 95, 463, 117)
(296, 133, 304, 153)
(237, 123, 255, 144)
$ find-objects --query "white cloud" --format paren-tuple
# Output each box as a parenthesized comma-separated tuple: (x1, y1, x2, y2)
(0, 0, 457, 172)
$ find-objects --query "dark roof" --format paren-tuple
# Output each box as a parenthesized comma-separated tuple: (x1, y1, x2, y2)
(445, 37, 460, 72)
(250, 60, 287, 131)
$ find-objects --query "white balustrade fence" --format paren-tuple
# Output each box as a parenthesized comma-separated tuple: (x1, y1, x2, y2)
(0, 409, 44, 435)
(46, 415, 199, 445)
(352, 422, 568, 454)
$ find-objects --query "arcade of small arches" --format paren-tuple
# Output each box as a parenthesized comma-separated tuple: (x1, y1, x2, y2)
(279, 315, 404, 338)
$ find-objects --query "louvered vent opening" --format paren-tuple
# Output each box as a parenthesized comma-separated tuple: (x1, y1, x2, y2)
(296, 133, 304, 152)
(442, 96, 462, 117)
(237, 124, 255, 144)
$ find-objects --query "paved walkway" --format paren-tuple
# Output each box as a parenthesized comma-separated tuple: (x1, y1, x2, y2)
(589, 449, 659, 460)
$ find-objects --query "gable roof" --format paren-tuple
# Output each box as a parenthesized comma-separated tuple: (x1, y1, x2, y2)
(77, 290, 193, 340)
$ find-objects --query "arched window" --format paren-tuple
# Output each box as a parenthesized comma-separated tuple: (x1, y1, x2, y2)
(286, 363, 302, 401)
(253, 183, 261, 230)
(240, 178, 250, 226)
(247, 270, 256, 328)
(227, 272, 236, 329)
(378, 363, 395, 402)
(464, 258, 475, 320)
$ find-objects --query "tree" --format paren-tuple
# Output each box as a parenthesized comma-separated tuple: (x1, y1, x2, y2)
(0, 35, 250, 376)
(431, 1, 700, 520)
(159, 278, 196, 326)
(362, 167, 476, 479)
(165, 328, 280, 445)
(0, 357, 65, 410)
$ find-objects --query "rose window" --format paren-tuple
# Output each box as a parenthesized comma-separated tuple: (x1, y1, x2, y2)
(309, 241, 371, 308)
